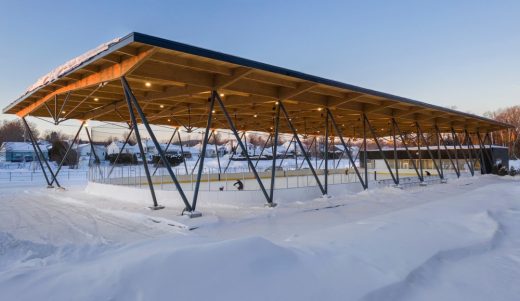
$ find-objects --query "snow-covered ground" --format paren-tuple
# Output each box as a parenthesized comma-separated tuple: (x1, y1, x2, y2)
(1, 175, 519, 300)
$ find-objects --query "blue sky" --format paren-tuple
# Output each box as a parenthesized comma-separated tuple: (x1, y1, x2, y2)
(1, 0, 519, 134)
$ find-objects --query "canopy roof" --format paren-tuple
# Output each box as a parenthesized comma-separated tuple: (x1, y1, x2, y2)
(3, 32, 512, 137)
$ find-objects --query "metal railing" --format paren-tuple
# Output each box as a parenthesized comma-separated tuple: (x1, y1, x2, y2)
(88, 164, 365, 191)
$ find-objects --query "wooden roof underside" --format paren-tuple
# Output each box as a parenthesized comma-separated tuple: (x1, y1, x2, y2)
(3, 33, 511, 137)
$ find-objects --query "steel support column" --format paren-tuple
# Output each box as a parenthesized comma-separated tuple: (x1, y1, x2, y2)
(324, 112, 329, 194)
(416, 126, 424, 181)
(50, 120, 85, 186)
(300, 137, 317, 169)
(177, 130, 189, 175)
(191, 131, 214, 175)
(122, 85, 160, 209)
(152, 127, 178, 176)
(474, 131, 486, 174)
(327, 109, 366, 189)
(436, 125, 460, 178)
(363, 113, 368, 187)
(106, 127, 134, 178)
(122, 77, 192, 212)
(416, 122, 443, 180)
(392, 119, 423, 182)
(392, 120, 400, 185)
(464, 130, 475, 174)
(279, 100, 326, 194)
(436, 126, 444, 179)
(269, 104, 280, 203)
(278, 137, 294, 168)
(85, 127, 104, 180)
(365, 115, 398, 185)
(451, 128, 473, 176)
(21, 117, 53, 187)
(215, 93, 274, 206)
(254, 134, 271, 168)
(465, 130, 483, 174)
(477, 132, 493, 174)
(191, 93, 215, 211)
(214, 131, 222, 174)
(223, 132, 245, 173)
(85, 127, 101, 164)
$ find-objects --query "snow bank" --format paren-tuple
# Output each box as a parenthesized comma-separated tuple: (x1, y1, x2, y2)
(0, 236, 316, 301)
(1, 176, 520, 300)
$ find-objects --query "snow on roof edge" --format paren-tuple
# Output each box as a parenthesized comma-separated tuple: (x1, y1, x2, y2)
(19, 37, 123, 99)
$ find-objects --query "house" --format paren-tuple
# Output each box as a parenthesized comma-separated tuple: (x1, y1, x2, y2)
(263, 145, 288, 158)
(191, 143, 219, 158)
(106, 141, 139, 155)
(76, 143, 107, 160)
(0, 141, 49, 162)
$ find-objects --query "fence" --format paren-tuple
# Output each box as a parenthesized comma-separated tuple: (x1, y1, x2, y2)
(0, 169, 89, 183)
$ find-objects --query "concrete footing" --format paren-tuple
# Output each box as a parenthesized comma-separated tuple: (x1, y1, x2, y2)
(183, 211, 202, 218)
(149, 205, 165, 210)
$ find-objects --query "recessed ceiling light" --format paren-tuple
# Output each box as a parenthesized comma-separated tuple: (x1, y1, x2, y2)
(145, 82, 151, 87)
(160, 105, 164, 108)
(62, 110, 66, 114)
(317, 107, 322, 111)
(94, 98, 99, 101)
(219, 93, 225, 97)
(254, 114, 258, 118)
(212, 110, 216, 113)
(167, 119, 171, 122)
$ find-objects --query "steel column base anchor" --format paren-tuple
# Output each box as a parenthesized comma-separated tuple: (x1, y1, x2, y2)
(55, 187, 66, 191)
(419, 182, 428, 187)
(440, 179, 448, 184)
(321, 194, 332, 199)
(393, 184, 403, 189)
(183, 210, 202, 218)
(149, 205, 165, 211)
(264, 202, 278, 208)
(46, 185, 55, 189)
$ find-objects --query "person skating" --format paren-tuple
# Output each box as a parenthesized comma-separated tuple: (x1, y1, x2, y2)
(233, 179, 244, 191)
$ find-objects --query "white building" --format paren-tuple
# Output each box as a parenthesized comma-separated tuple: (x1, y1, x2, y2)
(76, 143, 107, 160)
(106, 141, 139, 155)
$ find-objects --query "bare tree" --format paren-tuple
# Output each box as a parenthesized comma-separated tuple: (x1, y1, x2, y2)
(485, 105, 520, 158)
(122, 131, 137, 145)
(0, 119, 39, 145)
